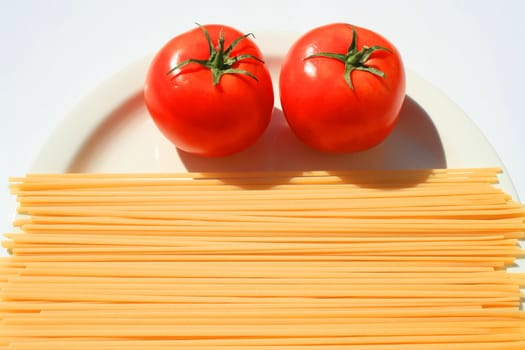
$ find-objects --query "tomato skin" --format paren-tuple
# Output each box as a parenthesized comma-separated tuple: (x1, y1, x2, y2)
(144, 25, 274, 157)
(279, 23, 406, 153)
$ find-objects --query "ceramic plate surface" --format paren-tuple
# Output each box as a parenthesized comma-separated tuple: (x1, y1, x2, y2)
(5, 32, 519, 271)
(29, 32, 517, 199)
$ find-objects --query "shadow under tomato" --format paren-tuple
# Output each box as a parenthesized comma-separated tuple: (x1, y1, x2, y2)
(179, 95, 446, 189)
(176, 107, 296, 189)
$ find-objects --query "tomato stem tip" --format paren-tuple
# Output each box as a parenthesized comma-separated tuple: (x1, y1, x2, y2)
(305, 25, 391, 90)
(167, 24, 264, 86)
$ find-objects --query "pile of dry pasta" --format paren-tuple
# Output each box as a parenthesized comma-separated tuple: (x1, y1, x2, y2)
(1, 167, 524, 349)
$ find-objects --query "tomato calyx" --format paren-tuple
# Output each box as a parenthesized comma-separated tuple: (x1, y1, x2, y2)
(305, 26, 391, 90)
(167, 24, 264, 85)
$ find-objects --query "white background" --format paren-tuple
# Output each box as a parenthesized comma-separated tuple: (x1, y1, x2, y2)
(1, 0, 524, 231)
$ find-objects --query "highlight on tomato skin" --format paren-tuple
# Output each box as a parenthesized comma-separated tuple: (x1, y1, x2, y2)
(279, 23, 406, 153)
(144, 24, 274, 157)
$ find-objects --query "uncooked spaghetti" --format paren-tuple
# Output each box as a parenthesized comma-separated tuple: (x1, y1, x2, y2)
(1, 168, 524, 349)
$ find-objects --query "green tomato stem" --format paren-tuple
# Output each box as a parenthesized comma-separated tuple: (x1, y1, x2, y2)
(167, 24, 263, 86)
(305, 25, 391, 90)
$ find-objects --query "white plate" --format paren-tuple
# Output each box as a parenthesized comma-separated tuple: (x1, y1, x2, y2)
(28, 31, 518, 200)
(2, 31, 521, 273)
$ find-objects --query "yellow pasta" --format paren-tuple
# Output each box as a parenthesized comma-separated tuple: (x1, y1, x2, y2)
(1, 167, 524, 349)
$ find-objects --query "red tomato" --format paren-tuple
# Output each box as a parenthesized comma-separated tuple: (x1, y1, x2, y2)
(279, 23, 406, 153)
(144, 24, 274, 157)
